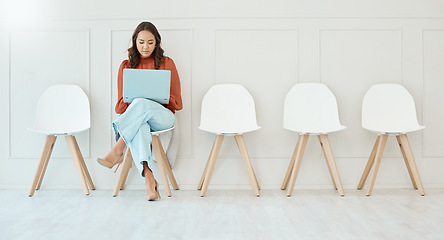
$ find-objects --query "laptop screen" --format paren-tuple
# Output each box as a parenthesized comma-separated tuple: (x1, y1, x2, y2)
(122, 69, 171, 104)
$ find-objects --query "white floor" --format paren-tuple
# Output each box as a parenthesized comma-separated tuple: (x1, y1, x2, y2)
(1, 188, 444, 240)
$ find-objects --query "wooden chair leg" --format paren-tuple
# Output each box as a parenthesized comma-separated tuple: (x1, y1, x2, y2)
(71, 136, 95, 190)
(113, 148, 133, 196)
(396, 135, 418, 189)
(198, 141, 216, 190)
(157, 139, 179, 190)
(398, 134, 425, 196)
(35, 135, 57, 191)
(120, 148, 133, 190)
(365, 134, 388, 196)
(235, 135, 260, 191)
(234, 135, 260, 197)
(358, 135, 380, 190)
(318, 134, 344, 196)
(287, 134, 309, 197)
(281, 135, 302, 190)
(29, 135, 57, 197)
(318, 135, 337, 191)
(65, 135, 90, 195)
(200, 135, 224, 197)
(152, 135, 172, 197)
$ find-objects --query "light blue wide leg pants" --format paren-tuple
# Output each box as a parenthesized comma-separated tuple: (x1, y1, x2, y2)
(112, 98, 175, 176)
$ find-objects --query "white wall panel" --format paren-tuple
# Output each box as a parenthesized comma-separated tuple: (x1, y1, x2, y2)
(9, 30, 90, 159)
(423, 30, 444, 156)
(320, 30, 402, 158)
(215, 29, 298, 157)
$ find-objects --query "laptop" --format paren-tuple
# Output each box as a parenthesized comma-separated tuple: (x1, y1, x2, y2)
(122, 69, 171, 104)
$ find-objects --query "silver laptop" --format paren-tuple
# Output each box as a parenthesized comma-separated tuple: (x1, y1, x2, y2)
(122, 69, 171, 104)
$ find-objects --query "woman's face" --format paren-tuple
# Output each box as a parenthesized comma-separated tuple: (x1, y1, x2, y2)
(136, 30, 156, 58)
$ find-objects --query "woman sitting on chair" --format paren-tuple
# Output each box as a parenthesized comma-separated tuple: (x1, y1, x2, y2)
(97, 22, 182, 201)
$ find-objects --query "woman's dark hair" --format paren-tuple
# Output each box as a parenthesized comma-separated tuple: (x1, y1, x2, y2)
(128, 22, 164, 69)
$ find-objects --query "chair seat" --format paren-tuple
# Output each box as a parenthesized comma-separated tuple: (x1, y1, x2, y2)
(151, 127, 175, 136)
(198, 126, 261, 135)
(284, 125, 346, 134)
(364, 125, 425, 134)
(28, 126, 89, 135)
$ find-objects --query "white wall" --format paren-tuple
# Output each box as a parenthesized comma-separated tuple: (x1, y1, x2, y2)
(1, 0, 444, 191)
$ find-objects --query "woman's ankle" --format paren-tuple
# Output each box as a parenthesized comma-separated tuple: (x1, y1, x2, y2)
(104, 149, 121, 160)
(143, 163, 155, 183)
(114, 138, 126, 154)
(143, 162, 153, 173)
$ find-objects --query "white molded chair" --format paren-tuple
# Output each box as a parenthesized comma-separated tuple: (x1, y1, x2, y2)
(112, 127, 179, 197)
(28, 85, 94, 196)
(198, 84, 261, 197)
(281, 83, 346, 196)
(358, 84, 425, 196)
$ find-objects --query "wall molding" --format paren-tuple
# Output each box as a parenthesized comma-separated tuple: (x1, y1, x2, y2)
(421, 29, 444, 157)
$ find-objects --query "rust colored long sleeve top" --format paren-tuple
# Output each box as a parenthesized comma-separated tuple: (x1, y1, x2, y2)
(115, 56, 183, 114)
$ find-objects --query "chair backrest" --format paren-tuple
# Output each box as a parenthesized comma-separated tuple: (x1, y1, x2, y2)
(283, 83, 345, 133)
(30, 85, 90, 134)
(362, 84, 424, 133)
(199, 84, 260, 134)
